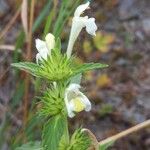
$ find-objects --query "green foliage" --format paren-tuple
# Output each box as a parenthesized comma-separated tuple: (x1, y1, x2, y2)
(12, 49, 108, 82)
(55, 38, 62, 50)
(43, 1, 56, 37)
(12, 49, 72, 81)
(42, 115, 66, 150)
(10, 1, 110, 150)
(67, 129, 91, 150)
(38, 50, 73, 81)
(32, 0, 52, 33)
(15, 141, 42, 150)
(13, 31, 25, 63)
(73, 63, 109, 75)
(10, 112, 44, 149)
(99, 104, 113, 117)
(99, 141, 114, 150)
(58, 134, 69, 150)
(11, 62, 40, 76)
(70, 74, 82, 84)
(39, 85, 66, 117)
(11, 81, 24, 109)
(25, 115, 44, 141)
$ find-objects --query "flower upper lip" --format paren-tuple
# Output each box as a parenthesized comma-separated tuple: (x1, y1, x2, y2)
(66, 1, 97, 58)
(74, 1, 90, 17)
(35, 33, 55, 64)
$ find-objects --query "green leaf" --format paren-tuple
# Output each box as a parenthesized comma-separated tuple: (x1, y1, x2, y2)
(42, 115, 66, 150)
(25, 115, 45, 141)
(74, 63, 109, 75)
(15, 141, 42, 150)
(11, 52, 73, 82)
(43, 1, 56, 37)
(99, 140, 114, 150)
(70, 74, 82, 84)
(32, 0, 52, 33)
(12, 31, 25, 76)
(11, 81, 24, 109)
(13, 31, 25, 63)
(11, 62, 39, 76)
(55, 38, 61, 50)
(58, 116, 69, 150)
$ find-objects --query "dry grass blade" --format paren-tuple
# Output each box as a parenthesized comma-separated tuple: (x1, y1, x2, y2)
(23, 0, 35, 126)
(99, 119, 150, 146)
(21, 0, 28, 37)
(0, 8, 20, 40)
(0, 45, 15, 51)
(84, 120, 150, 149)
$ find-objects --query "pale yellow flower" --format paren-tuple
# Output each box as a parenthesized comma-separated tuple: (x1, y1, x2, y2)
(65, 83, 91, 118)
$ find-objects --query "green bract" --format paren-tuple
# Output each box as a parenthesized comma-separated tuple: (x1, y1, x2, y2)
(39, 85, 66, 117)
(38, 50, 73, 81)
(67, 129, 91, 150)
(12, 48, 108, 82)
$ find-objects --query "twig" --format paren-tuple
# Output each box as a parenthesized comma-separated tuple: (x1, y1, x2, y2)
(0, 45, 15, 51)
(23, 0, 35, 126)
(99, 119, 150, 146)
(0, 8, 20, 40)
